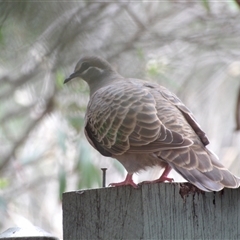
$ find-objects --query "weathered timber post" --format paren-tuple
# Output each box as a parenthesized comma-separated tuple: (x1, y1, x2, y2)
(62, 183, 240, 239)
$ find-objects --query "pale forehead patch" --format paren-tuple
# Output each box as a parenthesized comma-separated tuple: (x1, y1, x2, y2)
(74, 60, 83, 72)
(81, 66, 104, 76)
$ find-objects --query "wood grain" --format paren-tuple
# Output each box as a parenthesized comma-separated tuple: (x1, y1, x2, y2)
(63, 183, 240, 239)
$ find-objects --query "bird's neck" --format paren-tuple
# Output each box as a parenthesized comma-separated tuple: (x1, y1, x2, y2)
(88, 71, 123, 97)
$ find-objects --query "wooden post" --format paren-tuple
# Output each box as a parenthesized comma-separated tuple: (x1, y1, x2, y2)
(62, 183, 240, 239)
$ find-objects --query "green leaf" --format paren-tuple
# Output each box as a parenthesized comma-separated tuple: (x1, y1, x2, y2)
(0, 178, 9, 189)
(0, 28, 4, 46)
(57, 129, 67, 154)
(137, 48, 144, 60)
(201, 0, 210, 11)
(67, 114, 85, 132)
(76, 141, 101, 189)
(58, 166, 67, 201)
(55, 70, 65, 90)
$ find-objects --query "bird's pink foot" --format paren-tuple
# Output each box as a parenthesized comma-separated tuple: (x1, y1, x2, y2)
(159, 176, 174, 182)
(139, 176, 174, 185)
(109, 173, 138, 188)
(139, 165, 173, 185)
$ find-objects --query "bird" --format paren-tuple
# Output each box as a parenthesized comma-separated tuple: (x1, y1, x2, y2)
(64, 56, 240, 192)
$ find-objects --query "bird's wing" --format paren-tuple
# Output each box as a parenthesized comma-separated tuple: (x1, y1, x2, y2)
(84, 81, 192, 156)
(144, 83, 239, 191)
(159, 86, 210, 146)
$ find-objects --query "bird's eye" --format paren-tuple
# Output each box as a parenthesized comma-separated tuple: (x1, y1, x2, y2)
(79, 62, 90, 73)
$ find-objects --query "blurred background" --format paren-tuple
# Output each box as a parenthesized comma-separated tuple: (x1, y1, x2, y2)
(0, 1, 240, 238)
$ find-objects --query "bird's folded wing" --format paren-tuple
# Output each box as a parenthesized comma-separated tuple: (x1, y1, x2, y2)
(85, 82, 193, 156)
(159, 86, 210, 146)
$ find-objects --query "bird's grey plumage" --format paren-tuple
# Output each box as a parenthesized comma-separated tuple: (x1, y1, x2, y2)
(64, 56, 240, 192)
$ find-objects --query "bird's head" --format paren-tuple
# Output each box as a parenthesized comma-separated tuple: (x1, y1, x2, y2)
(64, 56, 115, 85)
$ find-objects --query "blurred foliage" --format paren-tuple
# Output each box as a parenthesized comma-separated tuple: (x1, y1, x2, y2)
(0, 1, 240, 238)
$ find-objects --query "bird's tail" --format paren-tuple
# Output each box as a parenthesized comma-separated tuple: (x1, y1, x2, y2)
(161, 146, 240, 192)
(206, 148, 240, 188)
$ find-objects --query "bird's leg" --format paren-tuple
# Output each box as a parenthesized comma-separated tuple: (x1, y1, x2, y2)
(157, 165, 173, 182)
(139, 165, 174, 185)
(109, 173, 138, 188)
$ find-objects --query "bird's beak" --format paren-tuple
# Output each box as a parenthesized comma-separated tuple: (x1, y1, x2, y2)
(64, 72, 78, 84)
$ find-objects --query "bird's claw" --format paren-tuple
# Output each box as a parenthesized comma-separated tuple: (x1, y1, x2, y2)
(109, 173, 138, 188)
(109, 182, 138, 188)
(138, 177, 174, 186)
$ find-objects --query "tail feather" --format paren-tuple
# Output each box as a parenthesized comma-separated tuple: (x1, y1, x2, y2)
(161, 146, 240, 192)
(206, 148, 240, 188)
